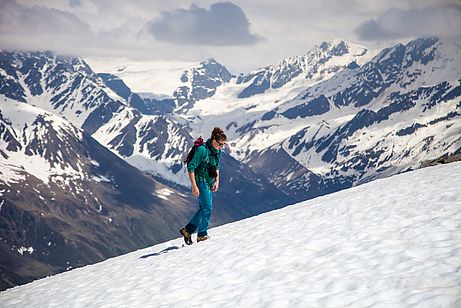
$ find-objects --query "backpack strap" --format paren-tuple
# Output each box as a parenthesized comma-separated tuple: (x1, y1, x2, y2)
(205, 141, 218, 156)
(205, 141, 220, 166)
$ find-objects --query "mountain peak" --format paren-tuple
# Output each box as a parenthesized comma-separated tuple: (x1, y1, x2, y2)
(235, 39, 372, 98)
(0, 49, 94, 76)
(201, 57, 219, 65)
(315, 39, 368, 58)
(174, 57, 232, 107)
(318, 39, 347, 50)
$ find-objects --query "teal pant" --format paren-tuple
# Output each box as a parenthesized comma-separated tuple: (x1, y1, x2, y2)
(186, 181, 213, 237)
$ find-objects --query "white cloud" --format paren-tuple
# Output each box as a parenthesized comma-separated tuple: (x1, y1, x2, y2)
(1, 0, 460, 73)
(147, 2, 263, 46)
(355, 6, 461, 41)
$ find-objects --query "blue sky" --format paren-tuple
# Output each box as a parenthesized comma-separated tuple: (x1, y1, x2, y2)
(1, 0, 460, 72)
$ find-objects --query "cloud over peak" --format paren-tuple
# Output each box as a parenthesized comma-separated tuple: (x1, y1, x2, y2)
(355, 6, 461, 41)
(147, 2, 263, 46)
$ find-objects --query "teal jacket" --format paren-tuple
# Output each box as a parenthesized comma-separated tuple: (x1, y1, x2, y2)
(187, 139, 221, 186)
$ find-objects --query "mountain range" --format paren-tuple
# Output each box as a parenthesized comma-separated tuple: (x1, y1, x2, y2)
(188, 37, 461, 200)
(1, 36, 460, 290)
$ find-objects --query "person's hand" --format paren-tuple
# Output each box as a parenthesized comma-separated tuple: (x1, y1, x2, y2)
(212, 181, 219, 192)
(192, 185, 200, 196)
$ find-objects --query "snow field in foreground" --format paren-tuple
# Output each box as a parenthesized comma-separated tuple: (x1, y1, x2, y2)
(1, 162, 460, 307)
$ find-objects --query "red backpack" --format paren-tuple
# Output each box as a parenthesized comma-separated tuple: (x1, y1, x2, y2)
(184, 137, 204, 164)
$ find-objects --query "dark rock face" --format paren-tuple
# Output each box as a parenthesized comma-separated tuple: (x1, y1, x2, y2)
(282, 95, 330, 119)
(97, 73, 175, 116)
(212, 151, 295, 222)
(237, 71, 272, 98)
(246, 146, 323, 203)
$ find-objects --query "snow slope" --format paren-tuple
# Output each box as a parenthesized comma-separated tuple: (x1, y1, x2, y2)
(1, 162, 460, 307)
(84, 57, 196, 97)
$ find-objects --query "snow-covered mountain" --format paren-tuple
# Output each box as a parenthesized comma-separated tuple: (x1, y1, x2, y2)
(3, 37, 459, 201)
(274, 37, 461, 190)
(1, 162, 460, 306)
(0, 50, 294, 206)
(173, 58, 233, 110)
(235, 40, 371, 98)
(186, 37, 461, 200)
(0, 51, 123, 131)
(0, 50, 191, 184)
(0, 51, 282, 191)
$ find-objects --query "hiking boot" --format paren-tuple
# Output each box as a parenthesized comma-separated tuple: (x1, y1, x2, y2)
(179, 227, 193, 245)
(197, 235, 209, 242)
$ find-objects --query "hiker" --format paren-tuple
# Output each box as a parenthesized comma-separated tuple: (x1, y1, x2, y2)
(180, 127, 227, 244)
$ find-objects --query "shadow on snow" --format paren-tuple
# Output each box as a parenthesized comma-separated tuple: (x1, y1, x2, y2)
(140, 245, 182, 259)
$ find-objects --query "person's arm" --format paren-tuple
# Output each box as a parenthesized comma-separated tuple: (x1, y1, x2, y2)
(187, 147, 205, 196)
(188, 172, 200, 196)
(212, 170, 220, 192)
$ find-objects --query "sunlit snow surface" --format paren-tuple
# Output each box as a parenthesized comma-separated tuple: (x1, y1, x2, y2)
(1, 163, 460, 307)
(84, 57, 196, 97)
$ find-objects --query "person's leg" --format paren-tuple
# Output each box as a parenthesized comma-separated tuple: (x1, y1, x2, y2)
(186, 196, 203, 234)
(196, 181, 213, 237)
(181, 184, 205, 244)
